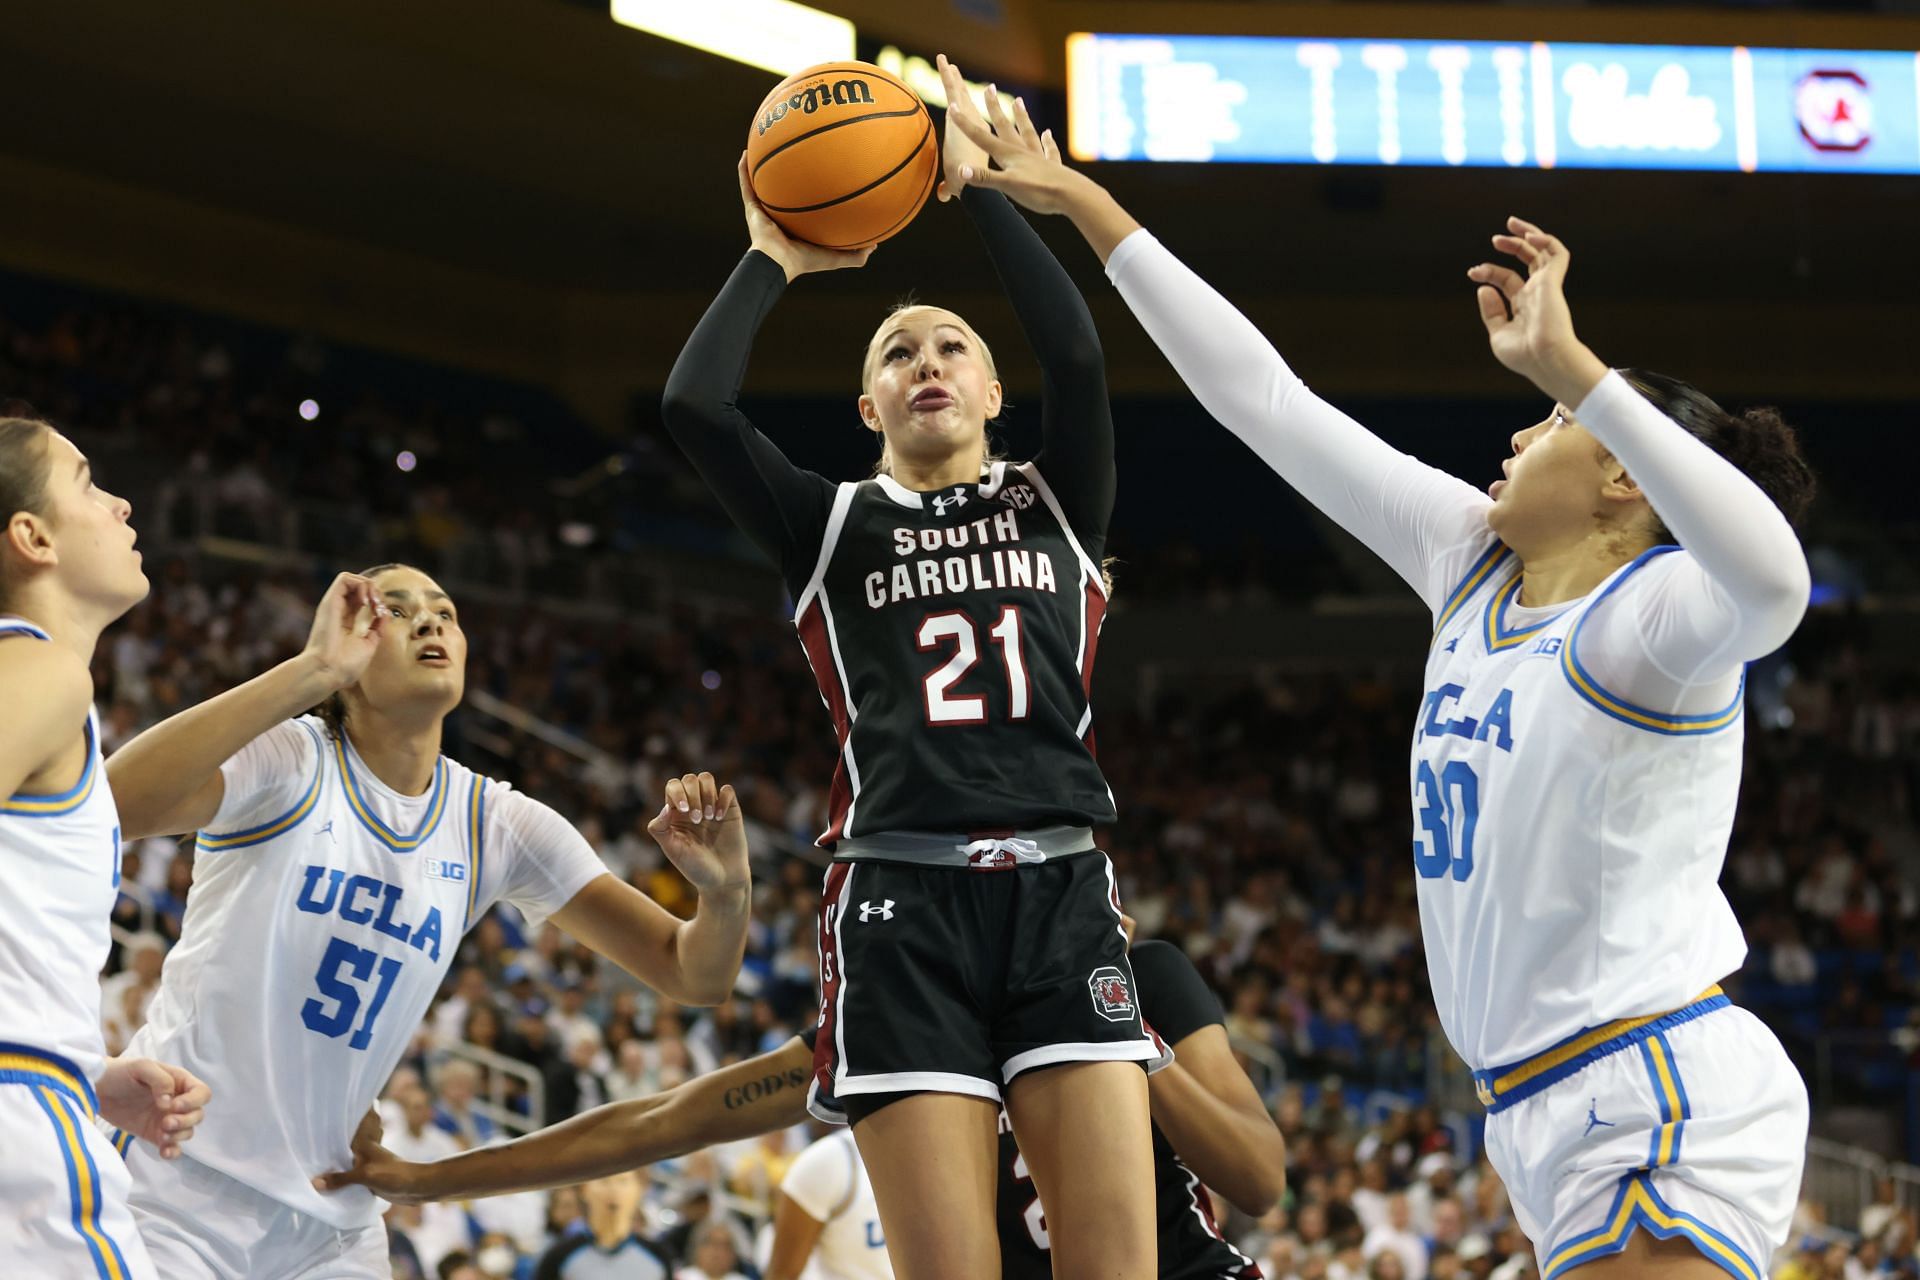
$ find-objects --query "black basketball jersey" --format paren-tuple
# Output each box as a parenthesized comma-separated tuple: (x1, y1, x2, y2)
(792, 460, 1116, 846)
(995, 1115, 1261, 1280)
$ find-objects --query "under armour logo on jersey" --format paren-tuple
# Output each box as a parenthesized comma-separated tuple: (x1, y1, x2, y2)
(930, 488, 970, 516)
(858, 899, 895, 922)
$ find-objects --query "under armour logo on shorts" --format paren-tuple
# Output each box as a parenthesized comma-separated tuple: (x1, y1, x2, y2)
(858, 899, 895, 922)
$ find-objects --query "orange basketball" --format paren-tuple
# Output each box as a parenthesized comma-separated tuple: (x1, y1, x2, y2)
(747, 61, 937, 250)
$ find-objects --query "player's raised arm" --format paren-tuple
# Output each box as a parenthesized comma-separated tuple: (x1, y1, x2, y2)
(1469, 217, 1812, 677)
(936, 56, 1494, 611)
(317, 1035, 814, 1201)
(658, 158, 867, 588)
(936, 59, 1113, 541)
(540, 772, 751, 1007)
(105, 573, 383, 839)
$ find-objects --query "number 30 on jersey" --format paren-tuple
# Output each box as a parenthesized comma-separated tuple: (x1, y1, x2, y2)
(1413, 760, 1479, 882)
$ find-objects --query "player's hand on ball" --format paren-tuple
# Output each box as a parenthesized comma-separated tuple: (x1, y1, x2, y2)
(738, 154, 874, 282)
(648, 771, 750, 896)
(304, 572, 386, 691)
(97, 1056, 210, 1160)
(936, 55, 1085, 216)
(1468, 217, 1607, 403)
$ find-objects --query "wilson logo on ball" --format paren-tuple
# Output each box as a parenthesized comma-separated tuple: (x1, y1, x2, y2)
(757, 78, 877, 137)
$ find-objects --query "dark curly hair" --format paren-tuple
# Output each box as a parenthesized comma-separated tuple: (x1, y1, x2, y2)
(1617, 370, 1817, 541)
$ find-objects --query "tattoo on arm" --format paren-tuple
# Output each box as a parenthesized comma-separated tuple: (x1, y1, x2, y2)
(723, 1065, 811, 1111)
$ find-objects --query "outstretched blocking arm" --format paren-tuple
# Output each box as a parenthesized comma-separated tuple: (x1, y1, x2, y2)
(317, 1037, 814, 1202)
(106, 574, 380, 838)
(1471, 219, 1810, 687)
(936, 59, 1491, 611)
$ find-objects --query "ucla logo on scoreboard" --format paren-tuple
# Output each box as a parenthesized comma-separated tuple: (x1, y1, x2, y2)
(423, 857, 467, 883)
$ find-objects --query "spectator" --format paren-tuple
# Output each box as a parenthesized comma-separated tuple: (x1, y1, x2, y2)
(432, 1058, 499, 1148)
(388, 1084, 464, 1164)
(534, 1172, 669, 1280)
(1363, 1194, 1428, 1280)
(676, 1223, 751, 1280)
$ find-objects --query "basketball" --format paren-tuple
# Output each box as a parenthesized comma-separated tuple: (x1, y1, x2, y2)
(746, 61, 937, 250)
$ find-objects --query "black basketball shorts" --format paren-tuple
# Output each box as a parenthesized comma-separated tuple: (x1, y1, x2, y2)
(807, 850, 1163, 1123)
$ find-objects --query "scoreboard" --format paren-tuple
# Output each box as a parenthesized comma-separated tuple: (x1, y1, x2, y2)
(1066, 33, 1920, 174)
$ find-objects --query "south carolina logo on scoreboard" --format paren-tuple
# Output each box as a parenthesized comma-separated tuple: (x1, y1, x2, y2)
(1796, 69, 1873, 153)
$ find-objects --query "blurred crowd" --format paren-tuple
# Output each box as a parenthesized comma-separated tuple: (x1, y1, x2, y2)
(89, 557, 1920, 1279)
(10, 260, 1919, 1280)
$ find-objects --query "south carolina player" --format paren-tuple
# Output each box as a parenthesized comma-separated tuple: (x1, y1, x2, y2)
(320, 938, 1285, 1280)
(0, 417, 211, 1280)
(101, 565, 752, 1279)
(939, 72, 1814, 1280)
(658, 72, 1153, 1280)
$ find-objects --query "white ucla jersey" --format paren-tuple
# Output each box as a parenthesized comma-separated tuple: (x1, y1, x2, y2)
(129, 715, 603, 1227)
(780, 1128, 892, 1280)
(0, 617, 120, 1088)
(1415, 544, 1748, 1072)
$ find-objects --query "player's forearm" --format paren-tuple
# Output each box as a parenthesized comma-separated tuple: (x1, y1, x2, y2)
(1054, 173, 1143, 266)
(1147, 1061, 1287, 1215)
(107, 653, 339, 838)
(1571, 369, 1809, 655)
(666, 881, 753, 1006)
(397, 1096, 677, 1200)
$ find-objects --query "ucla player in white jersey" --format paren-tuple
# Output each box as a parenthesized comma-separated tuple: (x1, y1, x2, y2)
(937, 75, 1816, 1280)
(103, 562, 753, 1279)
(766, 1125, 892, 1280)
(1, 417, 212, 1280)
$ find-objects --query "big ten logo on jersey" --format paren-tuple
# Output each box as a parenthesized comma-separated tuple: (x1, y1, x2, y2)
(295, 865, 444, 1051)
(424, 856, 467, 883)
(869, 508, 1057, 609)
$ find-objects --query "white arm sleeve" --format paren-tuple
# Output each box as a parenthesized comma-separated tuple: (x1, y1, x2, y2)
(1106, 230, 1496, 613)
(780, 1136, 854, 1223)
(1569, 372, 1811, 706)
(205, 717, 322, 837)
(481, 786, 610, 934)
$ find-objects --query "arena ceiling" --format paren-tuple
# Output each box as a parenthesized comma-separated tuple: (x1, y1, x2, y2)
(6, 0, 1920, 409)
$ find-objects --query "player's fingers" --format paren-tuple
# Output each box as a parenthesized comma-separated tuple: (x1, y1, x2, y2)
(664, 776, 689, 815)
(646, 804, 672, 843)
(717, 783, 739, 819)
(983, 84, 1014, 136)
(737, 153, 760, 209)
(1013, 96, 1041, 148)
(697, 772, 718, 819)
(947, 104, 1006, 156)
(1490, 233, 1540, 270)
(959, 164, 1004, 190)
(1042, 129, 1061, 163)
(680, 773, 705, 823)
(1474, 283, 1514, 328)
(1469, 262, 1525, 298)
(313, 1170, 359, 1192)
